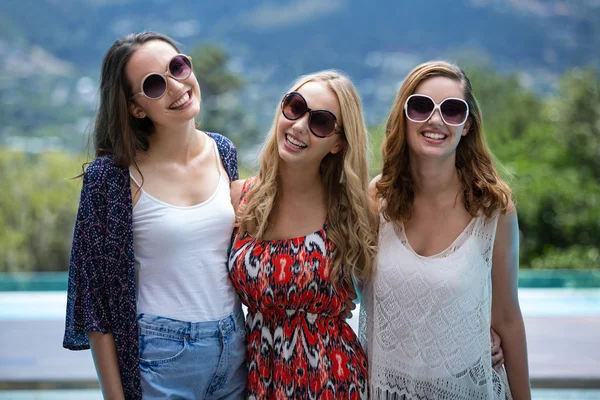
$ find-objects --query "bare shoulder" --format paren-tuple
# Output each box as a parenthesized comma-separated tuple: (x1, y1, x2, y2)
(505, 199, 516, 214)
(494, 199, 519, 255)
(497, 200, 517, 230)
(230, 179, 247, 213)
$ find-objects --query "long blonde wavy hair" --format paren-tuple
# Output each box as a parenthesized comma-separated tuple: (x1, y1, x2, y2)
(377, 60, 512, 222)
(237, 70, 378, 287)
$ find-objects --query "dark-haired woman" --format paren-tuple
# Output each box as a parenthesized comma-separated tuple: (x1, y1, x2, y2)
(63, 32, 246, 399)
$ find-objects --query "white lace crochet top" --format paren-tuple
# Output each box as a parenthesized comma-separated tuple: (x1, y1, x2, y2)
(359, 212, 512, 400)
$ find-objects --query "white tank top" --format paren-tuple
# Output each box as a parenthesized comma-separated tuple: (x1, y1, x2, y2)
(131, 139, 238, 322)
(360, 212, 512, 399)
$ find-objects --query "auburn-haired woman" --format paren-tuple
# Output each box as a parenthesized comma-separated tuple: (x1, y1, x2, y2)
(361, 60, 530, 399)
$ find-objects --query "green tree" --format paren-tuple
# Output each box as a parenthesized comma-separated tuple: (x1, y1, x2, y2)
(0, 150, 81, 272)
(191, 44, 261, 151)
(551, 68, 600, 181)
(369, 64, 600, 269)
(521, 68, 600, 268)
(469, 65, 600, 269)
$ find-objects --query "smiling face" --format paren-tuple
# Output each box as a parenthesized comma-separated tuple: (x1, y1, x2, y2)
(126, 40, 201, 127)
(405, 76, 471, 160)
(276, 81, 344, 168)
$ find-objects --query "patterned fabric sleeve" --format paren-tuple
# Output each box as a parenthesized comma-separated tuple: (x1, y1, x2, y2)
(235, 177, 255, 222)
(63, 157, 112, 350)
(207, 132, 239, 181)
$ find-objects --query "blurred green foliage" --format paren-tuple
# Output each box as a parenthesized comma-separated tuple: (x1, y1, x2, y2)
(0, 151, 82, 272)
(369, 64, 600, 270)
(1, 64, 599, 272)
(192, 44, 262, 150)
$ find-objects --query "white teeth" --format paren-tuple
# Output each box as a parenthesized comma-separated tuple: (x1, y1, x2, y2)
(170, 92, 189, 109)
(286, 134, 307, 149)
(423, 132, 446, 140)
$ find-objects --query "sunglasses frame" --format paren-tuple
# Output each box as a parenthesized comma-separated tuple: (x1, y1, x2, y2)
(281, 91, 343, 138)
(130, 54, 193, 100)
(404, 94, 470, 126)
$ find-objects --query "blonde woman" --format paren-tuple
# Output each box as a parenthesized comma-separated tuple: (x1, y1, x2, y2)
(361, 61, 530, 399)
(228, 70, 377, 399)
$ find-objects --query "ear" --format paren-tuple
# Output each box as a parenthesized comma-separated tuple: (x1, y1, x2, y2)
(129, 101, 147, 119)
(330, 137, 346, 155)
(462, 117, 472, 137)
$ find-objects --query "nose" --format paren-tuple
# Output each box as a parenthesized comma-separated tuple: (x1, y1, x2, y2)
(292, 112, 310, 134)
(166, 75, 185, 95)
(427, 108, 443, 125)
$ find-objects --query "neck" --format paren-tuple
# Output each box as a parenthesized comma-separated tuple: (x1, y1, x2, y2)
(146, 120, 204, 164)
(410, 153, 461, 199)
(278, 161, 324, 203)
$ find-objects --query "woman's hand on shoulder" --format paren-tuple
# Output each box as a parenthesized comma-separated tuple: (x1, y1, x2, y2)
(368, 175, 381, 213)
(230, 179, 246, 213)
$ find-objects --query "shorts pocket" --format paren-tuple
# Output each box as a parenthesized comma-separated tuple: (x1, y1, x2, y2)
(236, 315, 247, 338)
(139, 331, 189, 366)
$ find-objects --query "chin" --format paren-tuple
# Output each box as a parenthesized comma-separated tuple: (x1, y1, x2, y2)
(190, 101, 201, 117)
(277, 143, 293, 164)
(410, 146, 444, 159)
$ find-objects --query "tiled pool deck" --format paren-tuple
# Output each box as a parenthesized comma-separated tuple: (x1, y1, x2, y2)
(2, 388, 600, 399)
(1, 288, 599, 398)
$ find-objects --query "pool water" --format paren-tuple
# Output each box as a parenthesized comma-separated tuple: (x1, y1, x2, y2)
(2, 288, 599, 320)
(1, 271, 598, 398)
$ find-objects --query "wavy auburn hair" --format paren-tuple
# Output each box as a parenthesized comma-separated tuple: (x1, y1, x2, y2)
(377, 60, 512, 222)
(237, 70, 378, 286)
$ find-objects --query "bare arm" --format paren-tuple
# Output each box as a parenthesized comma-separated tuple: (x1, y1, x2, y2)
(88, 332, 125, 400)
(229, 179, 246, 214)
(491, 204, 531, 399)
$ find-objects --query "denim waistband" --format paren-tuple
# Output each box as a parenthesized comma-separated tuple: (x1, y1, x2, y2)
(247, 307, 345, 321)
(137, 308, 245, 341)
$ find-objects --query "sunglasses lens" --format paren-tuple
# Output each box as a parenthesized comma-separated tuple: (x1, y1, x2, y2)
(143, 74, 167, 99)
(441, 99, 468, 125)
(169, 55, 192, 79)
(406, 95, 435, 122)
(310, 111, 336, 137)
(282, 93, 307, 120)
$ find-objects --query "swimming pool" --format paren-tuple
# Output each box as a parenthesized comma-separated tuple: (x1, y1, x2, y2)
(0, 272, 598, 398)
(2, 288, 599, 321)
(2, 269, 599, 291)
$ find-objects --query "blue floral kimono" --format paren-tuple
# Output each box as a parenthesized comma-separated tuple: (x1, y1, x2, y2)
(63, 133, 238, 399)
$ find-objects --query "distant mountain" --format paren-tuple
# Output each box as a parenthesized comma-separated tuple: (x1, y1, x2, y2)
(1, 0, 599, 150)
(3, 0, 598, 72)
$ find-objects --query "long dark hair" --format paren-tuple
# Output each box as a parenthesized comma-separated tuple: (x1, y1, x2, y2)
(93, 31, 180, 167)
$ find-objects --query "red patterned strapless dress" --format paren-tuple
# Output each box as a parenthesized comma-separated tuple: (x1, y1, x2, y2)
(228, 179, 368, 399)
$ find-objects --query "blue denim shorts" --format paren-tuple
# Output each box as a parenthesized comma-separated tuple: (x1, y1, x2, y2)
(137, 309, 247, 399)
